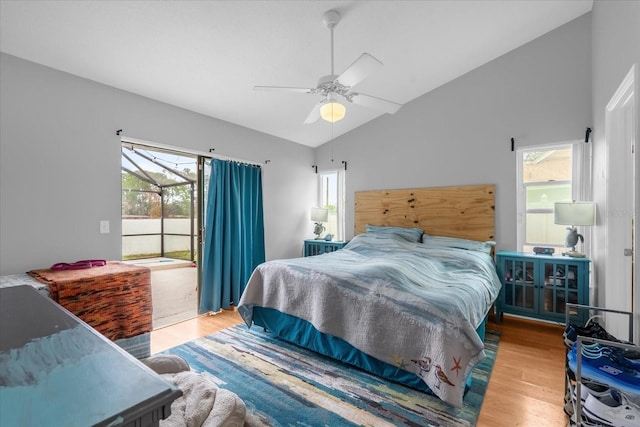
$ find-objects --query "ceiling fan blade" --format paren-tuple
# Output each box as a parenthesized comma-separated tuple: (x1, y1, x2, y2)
(335, 53, 383, 88)
(254, 85, 314, 93)
(349, 93, 402, 114)
(304, 102, 322, 124)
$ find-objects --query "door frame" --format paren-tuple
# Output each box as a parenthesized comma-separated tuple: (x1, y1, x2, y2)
(604, 65, 637, 342)
(197, 156, 211, 313)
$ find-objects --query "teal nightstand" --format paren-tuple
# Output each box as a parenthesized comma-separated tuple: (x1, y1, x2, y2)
(304, 240, 348, 257)
(495, 251, 590, 324)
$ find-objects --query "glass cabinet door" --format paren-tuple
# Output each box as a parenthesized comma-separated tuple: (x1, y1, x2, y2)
(501, 258, 537, 314)
(542, 261, 580, 317)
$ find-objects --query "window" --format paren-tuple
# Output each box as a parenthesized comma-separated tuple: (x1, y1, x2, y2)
(318, 169, 345, 241)
(516, 142, 590, 252)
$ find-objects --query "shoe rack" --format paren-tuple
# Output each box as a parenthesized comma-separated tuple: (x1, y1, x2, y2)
(564, 303, 638, 426)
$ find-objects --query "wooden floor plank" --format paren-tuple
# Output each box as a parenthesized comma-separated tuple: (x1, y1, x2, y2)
(150, 308, 243, 354)
(150, 311, 568, 426)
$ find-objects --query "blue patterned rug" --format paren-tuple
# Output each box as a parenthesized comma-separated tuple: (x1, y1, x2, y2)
(163, 325, 500, 427)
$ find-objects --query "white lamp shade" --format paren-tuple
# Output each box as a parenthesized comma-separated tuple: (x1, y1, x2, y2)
(320, 102, 346, 123)
(310, 207, 329, 223)
(554, 202, 596, 226)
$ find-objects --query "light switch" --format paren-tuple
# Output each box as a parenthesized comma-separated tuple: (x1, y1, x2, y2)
(100, 220, 110, 234)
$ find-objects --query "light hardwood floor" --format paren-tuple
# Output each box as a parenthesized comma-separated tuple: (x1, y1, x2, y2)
(151, 311, 568, 427)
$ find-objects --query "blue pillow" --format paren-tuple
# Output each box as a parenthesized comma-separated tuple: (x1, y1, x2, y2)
(422, 235, 495, 254)
(365, 224, 423, 242)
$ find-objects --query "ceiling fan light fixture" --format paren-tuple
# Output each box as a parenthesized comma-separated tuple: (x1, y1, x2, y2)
(255, 8, 402, 125)
(320, 101, 345, 123)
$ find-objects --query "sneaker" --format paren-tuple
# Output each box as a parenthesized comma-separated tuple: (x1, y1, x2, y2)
(565, 377, 609, 417)
(567, 342, 640, 405)
(565, 322, 640, 360)
(575, 379, 610, 405)
(582, 389, 640, 426)
(564, 319, 631, 349)
(581, 343, 640, 370)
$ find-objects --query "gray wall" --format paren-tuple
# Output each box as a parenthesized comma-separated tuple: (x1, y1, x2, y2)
(3, 6, 635, 289)
(0, 53, 316, 275)
(316, 13, 592, 251)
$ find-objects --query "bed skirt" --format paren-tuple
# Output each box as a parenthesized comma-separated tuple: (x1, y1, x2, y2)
(251, 307, 487, 395)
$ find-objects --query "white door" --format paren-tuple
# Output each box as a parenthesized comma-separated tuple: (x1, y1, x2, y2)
(604, 66, 636, 342)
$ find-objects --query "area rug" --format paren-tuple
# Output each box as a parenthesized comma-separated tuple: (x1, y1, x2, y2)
(163, 325, 500, 427)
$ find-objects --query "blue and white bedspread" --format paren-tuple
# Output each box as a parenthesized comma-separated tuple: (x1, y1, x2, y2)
(238, 232, 502, 407)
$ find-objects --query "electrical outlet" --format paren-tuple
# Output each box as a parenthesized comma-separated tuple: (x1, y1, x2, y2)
(100, 220, 110, 234)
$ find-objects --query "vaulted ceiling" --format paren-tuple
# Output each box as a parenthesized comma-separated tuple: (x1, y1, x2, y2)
(0, 1, 593, 147)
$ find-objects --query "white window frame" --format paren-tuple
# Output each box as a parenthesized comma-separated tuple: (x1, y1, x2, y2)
(516, 140, 592, 251)
(317, 169, 345, 241)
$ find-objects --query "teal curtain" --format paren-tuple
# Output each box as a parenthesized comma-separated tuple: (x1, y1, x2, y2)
(200, 159, 265, 313)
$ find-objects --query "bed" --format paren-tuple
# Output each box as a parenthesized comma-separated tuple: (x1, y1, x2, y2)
(237, 184, 500, 407)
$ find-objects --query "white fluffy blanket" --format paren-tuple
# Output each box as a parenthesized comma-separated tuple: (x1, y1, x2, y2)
(142, 355, 245, 427)
(160, 371, 246, 427)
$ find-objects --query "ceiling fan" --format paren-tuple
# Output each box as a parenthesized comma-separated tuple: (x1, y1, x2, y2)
(254, 9, 402, 124)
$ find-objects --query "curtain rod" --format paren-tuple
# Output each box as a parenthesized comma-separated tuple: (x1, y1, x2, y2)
(510, 127, 592, 152)
(120, 134, 268, 167)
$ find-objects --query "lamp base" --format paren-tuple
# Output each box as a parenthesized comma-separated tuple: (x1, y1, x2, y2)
(313, 222, 325, 239)
(562, 250, 586, 258)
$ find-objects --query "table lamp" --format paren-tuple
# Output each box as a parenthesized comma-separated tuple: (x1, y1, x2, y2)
(311, 208, 329, 239)
(554, 201, 596, 258)
(310, 207, 328, 239)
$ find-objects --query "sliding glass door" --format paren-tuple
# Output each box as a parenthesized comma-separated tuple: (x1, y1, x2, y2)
(121, 141, 210, 328)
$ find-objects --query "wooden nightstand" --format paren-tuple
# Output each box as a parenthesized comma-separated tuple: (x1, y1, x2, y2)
(303, 239, 348, 257)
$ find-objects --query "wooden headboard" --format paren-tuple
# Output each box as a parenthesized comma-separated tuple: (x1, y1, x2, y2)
(354, 184, 495, 242)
